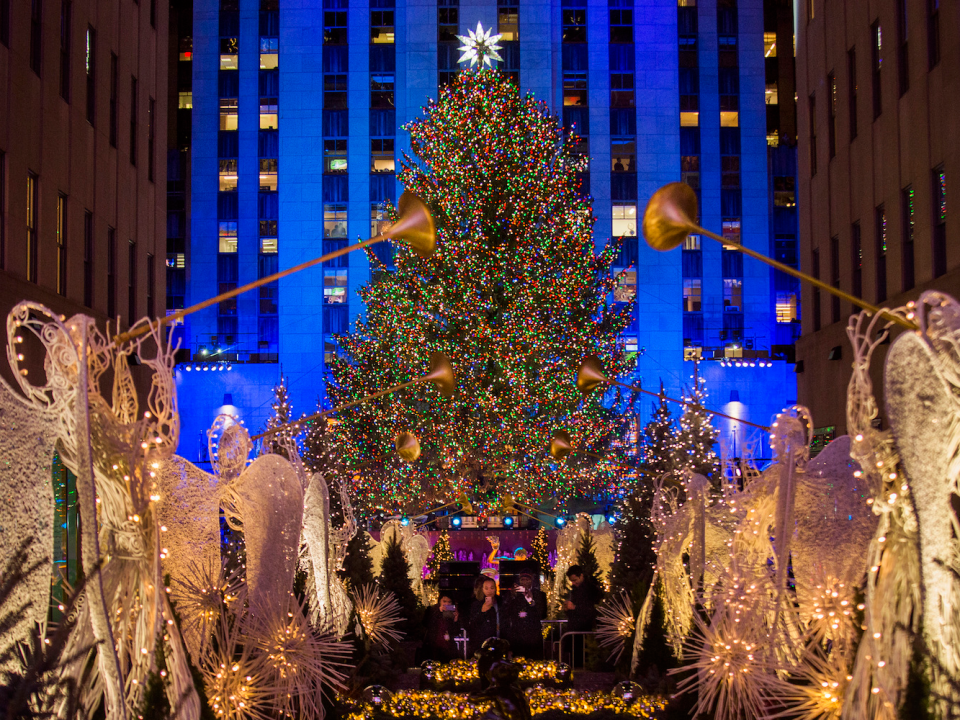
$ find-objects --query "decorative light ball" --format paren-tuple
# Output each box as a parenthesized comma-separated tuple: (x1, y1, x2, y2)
(362, 685, 393, 706)
(555, 663, 572, 682)
(612, 680, 643, 704)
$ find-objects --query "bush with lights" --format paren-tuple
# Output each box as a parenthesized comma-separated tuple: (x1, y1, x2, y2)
(419, 658, 574, 691)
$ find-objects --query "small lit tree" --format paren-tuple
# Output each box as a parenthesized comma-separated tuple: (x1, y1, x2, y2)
(673, 370, 720, 484)
(576, 528, 606, 600)
(262, 376, 299, 457)
(610, 489, 657, 604)
(339, 531, 375, 592)
(425, 530, 454, 579)
(638, 382, 680, 485)
(378, 534, 419, 630)
(532, 525, 551, 579)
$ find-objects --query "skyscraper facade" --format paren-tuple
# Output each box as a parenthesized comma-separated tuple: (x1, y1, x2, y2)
(795, 0, 959, 435)
(174, 0, 797, 462)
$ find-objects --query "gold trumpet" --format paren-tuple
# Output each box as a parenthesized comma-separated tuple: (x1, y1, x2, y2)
(642, 182, 918, 331)
(252, 350, 455, 441)
(394, 431, 421, 462)
(577, 354, 771, 431)
(548, 428, 605, 461)
(115, 190, 437, 344)
(415, 493, 474, 527)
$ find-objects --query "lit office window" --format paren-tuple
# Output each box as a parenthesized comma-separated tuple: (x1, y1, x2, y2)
(179, 92, 193, 109)
(723, 278, 743, 311)
(684, 234, 701, 250)
(680, 112, 699, 126)
(722, 218, 741, 244)
(324, 204, 347, 238)
(219, 159, 238, 191)
(324, 139, 348, 173)
(220, 98, 238, 130)
(611, 139, 635, 172)
(259, 158, 278, 191)
(260, 237, 278, 254)
(259, 36, 278, 69)
(371, 138, 395, 172)
(220, 37, 239, 70)
(563, 73, 587, 106)
(219, 221, 238, 253)
(776, 293, 797, 323)
(614, 270, 637, 303)
(371, 9, 394, 43)
(720, 111, 739, 127)
(259, 98, 278, 129)
(324, 269, 348, 303)
(683, 279, 702, 312)
(371, 204, 392, 237)
(498, 5, 518, 41)
(612, 203, 637, 237)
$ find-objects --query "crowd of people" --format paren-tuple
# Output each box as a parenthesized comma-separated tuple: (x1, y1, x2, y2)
(421, 565, 603, 663)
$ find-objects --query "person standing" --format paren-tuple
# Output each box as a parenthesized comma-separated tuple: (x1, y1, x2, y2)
(503, 568, 547, 659)
(468, 576, 501, 656)
(562, 564, 601, 666)
(423, 594, 463, 661)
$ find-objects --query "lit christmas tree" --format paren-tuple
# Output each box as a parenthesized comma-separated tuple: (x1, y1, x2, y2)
(638, 381, 680, 485)
(262, 375, 300, 457)
(610, 489, 657, 603)
(576, 528, 606, 599)
(425, 530, 454, 579)
(532, 525, 551, 579)
(673, 367, 720, 484)
(378, 534, 420, 630)
(328, 65, 636, 511)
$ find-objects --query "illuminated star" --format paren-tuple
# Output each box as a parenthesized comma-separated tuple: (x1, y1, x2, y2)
(456, 21, 504, 67)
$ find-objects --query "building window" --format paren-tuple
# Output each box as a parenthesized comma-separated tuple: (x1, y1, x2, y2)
(128, 240, 137, 324)
(324, 269, 348, 303)
(108, 54, 118, 147)
(774, 176, 796, 207)
(776, 293, 797, 323)
(220, 37, 239, 70)
(30, 0, 42, 75)
(324, 204, 347, 238)
(371, 204, 392, 239)
(680, 111, 699, 127)
(57, 194, 67, 295)
(851, 221, 862, 302)
(897, 0, 909, 96)
(902, 185, 915, 291)
(259, 98, 278, 129)
(148, 97, 156, 181)
(848, 47, 858, 141)
(611, 139, 635, 172)
(830, 235, 840, 323)
(259, 158, 278, 191)
(324, 139, 347, 173)
(612, 203, 637, 237)
(219, 159, 238, 191)
(828, 72, 837, 158)
(219, 221, 238, 253)
(107, 227, 116, 318)
(614, 269, 637, 303)
(371, 9, 394, 43)
(26, 172, 38, 283)
(81, 211, 93, 306)
(808, 94, 817, 176)
(219, 98, 238, 131)
(928, 0, 940, 69)
(683, 279, 702, 312)
(130, 77, 138, 166)
(324, 8, 347, 44)
(722, 218, 741, 244)
(371, 138, 394, 172)
(259, 36, 279, 69)
(86, 27, 96, 124)
(723, 278, 743, 312)
(871, 21, 882, 119)
(562, 5, 586, 43)
(933, 164, 946, 277)
(498, 4, 518, 41)
(438, 0, 459, 42)
(684, 234, 701, 251)
(609, 5, 632, 43)
(60, 1, 72, 101)
(258, 253, 279, 315)
(260, 237, 277, 254)
(875, 204, 887, 302)
(371, 73, 394, 109)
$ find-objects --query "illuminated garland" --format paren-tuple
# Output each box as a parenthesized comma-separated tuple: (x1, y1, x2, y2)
(421, 658, 569, 688)
(328, 67, 637, 513)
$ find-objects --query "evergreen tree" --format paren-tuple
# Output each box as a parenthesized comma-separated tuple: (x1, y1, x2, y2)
(262, 376, 299, 457)
(328, 67, 636, 512)
(339, 531, 375, 592)
(576, 528, 606, 600)
(610, 489, 657, 603)
(425, 530, 454, 579)
(639, 383, 680, 485)
(633, 579, 677, 681)
(377, 534, 419, 629)
(673, 368, 720, 484)
(532, 526, 551, 579)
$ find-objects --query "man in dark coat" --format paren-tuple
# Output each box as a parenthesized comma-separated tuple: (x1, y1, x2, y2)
(502, 568, 547, 660)
(423, 594, 463, 661)
(562, 564, 602, 666)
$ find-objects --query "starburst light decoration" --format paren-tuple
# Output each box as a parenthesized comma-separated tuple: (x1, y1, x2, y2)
(455, 22, 503, 67)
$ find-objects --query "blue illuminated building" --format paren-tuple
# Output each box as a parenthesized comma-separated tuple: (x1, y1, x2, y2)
(171, 0, 799, 463)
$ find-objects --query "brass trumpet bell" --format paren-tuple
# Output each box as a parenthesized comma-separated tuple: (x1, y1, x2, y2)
(424, 351, 456, 398)
(642, 182, 699, 252)
(550, 430, 573, 460)
(395, 431, 421, 462)
(576, 355, 609, 395)
(458, 493, 474, 515)
(382, 191, 437, 259)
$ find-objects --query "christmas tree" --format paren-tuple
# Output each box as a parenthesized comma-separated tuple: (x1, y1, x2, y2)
(377, 534, 419, 629)
(576, 528, 606, 600)
(339, 531, 376, 592)
(425, 530, 454, 579)
(532, 526, 551, 579)
(638, 382, 679, 485)
(262, 376, 299, 457)
(610, 489, 657, 604)
(328, 66, 636, 511)
(673, 367, 720, 484)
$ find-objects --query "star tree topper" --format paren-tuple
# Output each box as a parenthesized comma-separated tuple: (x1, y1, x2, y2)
(456, 22, 504, 67)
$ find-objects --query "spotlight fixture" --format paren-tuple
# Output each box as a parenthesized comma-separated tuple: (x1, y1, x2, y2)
(451, 516, 462, 528)
(555, 516, 567, 528)
(503, 515, 514, 528)
(185, 366, 192, 372)
(400, 516, 411, 527)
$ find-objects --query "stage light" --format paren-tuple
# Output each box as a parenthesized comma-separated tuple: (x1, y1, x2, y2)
(606, 515, 617, 525)
(503, 516, 514, 528)
(555, 516, 566, 528)
(400, 516, 411, 527)
(451, 516, 462, 528)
